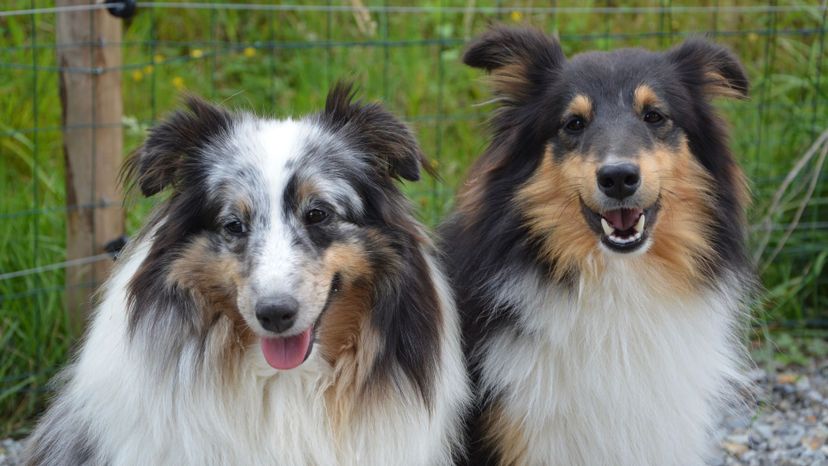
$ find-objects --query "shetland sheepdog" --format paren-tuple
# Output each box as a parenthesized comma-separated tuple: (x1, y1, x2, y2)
(441, 27, 754, 466)
(25, 84, 468, 465)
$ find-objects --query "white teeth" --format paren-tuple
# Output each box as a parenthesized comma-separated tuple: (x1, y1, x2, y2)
(601, 218, 614, 236)
(636, 214, 646, 232)
(607, 229, 644, 245)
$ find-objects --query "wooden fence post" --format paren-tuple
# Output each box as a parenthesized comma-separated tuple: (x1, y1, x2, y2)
(56, 0, 125, 332)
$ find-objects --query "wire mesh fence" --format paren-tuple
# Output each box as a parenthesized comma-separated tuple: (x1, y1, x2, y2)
(1, 0, 827, 436)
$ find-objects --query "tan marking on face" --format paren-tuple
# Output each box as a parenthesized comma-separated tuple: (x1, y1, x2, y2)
(315, 241, 374, 365)
(633, 84, 661, 113)
(234, 197, 252, 223)
(517, 146, 605, 280)
(313, 238, 387, 430)
(166, 237, 256, 371)
(295, 178, 317, 205)
(643, 139, 717, 293)
(565, 94, 593, 119)
(636, 147, 667, 208)
(166, 237, 242, 323)
(481, 402, 528, 466)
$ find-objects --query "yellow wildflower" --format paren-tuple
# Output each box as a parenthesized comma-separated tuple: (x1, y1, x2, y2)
(190, 49, 204, 59)
(510, 10, 523, 22)
(243, 47, 257, 58)
(153, 54, 165, 64)
(172, 76, 185, 90)
(131, 70, 143, 82)
(143, 65, 154, 75)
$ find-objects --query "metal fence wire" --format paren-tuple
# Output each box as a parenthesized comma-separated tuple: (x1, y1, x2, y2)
(1, 0, 827, 435)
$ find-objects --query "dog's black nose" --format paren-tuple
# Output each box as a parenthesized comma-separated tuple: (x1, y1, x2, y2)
(255, 296, 299, 333)
(597, 163, 641, 200)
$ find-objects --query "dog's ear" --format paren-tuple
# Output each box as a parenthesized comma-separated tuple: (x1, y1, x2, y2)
(321, 82, 432, 182)
(122, 96, 233, 197)
(463, 26, 566, 104)
(667, 38, 749, 100)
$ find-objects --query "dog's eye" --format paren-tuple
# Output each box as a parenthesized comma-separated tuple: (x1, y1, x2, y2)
(564, 117, 587, 133)
(305, 208, 328, 225)
(224, 220, 247, 236)
(643, 110, 664, 124)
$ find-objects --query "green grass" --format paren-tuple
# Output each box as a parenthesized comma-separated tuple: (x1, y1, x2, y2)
(1, 0, 827, 437)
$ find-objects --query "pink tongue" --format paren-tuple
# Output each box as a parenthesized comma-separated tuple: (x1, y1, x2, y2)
(603, 208, 643, 231)
(260, 328, 313, 370)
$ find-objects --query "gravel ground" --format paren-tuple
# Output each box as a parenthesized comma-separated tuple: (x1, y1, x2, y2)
(714, 358, 828, 466)
(2, 359, 826, 466)
(0, 439, 22, 466)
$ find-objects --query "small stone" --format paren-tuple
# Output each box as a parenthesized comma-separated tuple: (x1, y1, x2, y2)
(769, 436, 784, 450)
(778, 373, 798, 385)
(789, 445, 805, 457)
(785, 434, 805, 448)
(748, 431, 764, 448)
(727, 434, 749, 445)
(753, 423, 775, 439)
(778, 384, 797, 396)
(796, 376, 811, 391)
(805, 435, 828, 451)
(723, 441, 749, 456)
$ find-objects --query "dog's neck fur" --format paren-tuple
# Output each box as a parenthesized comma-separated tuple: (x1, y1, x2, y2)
(478, 257, 747, 466)
(29, 238, 466, 466)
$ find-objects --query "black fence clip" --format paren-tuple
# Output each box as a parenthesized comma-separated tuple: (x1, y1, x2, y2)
(105, 0, 137, 19)
(104, 235, 129, 261)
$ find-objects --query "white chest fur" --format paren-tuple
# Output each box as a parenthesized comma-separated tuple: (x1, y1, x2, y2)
(480, 259, 746, 466)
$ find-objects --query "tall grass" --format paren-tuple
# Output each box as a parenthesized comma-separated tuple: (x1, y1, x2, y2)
(1, 0, 826, 436)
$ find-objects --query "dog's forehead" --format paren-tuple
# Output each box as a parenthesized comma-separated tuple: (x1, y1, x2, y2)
(204, 116, 362, 211)
(201, 118, 301, 190)
(562, 50, 671, 107)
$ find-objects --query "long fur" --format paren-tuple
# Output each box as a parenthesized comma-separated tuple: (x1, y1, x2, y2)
(24, 84, 469, 466)
(442, 27, 755, 466)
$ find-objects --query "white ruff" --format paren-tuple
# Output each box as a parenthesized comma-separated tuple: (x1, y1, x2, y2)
(47, 241, 467, 466)
(480, 256, 746, 466)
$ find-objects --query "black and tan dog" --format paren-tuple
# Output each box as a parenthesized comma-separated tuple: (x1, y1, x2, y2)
(442, 27, 754, 466)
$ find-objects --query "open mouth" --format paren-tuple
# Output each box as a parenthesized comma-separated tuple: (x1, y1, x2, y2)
(602, 208, 646, 247)
(581, 201, 660, 253)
